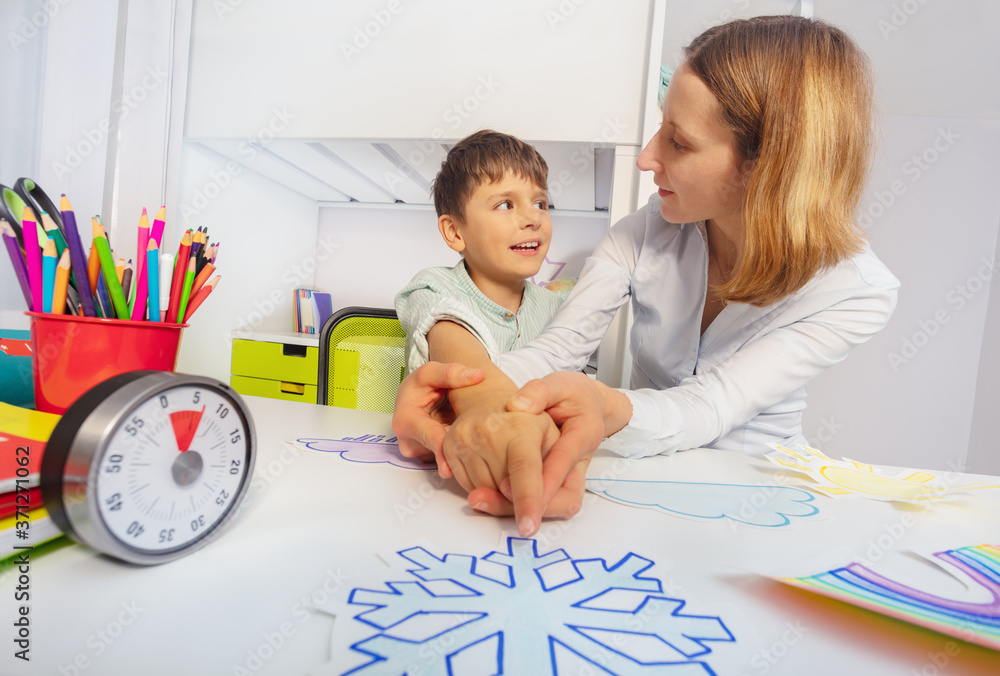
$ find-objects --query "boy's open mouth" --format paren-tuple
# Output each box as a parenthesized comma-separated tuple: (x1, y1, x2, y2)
(510, 241, 540, 252)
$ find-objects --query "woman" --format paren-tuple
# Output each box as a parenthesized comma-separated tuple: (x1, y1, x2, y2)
(393, 15, 900, 536)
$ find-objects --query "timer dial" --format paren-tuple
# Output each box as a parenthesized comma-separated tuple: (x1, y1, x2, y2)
(42, 371, 256, 565)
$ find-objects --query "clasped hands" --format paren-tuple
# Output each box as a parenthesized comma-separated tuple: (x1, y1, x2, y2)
(391, 362, 617, 537)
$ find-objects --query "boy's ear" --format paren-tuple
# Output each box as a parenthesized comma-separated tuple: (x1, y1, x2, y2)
(438, 214, 466, 253)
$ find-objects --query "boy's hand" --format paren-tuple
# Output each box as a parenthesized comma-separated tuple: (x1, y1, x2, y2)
(467, 457, 588, 522)
(392, 362, 485, 477)
(466, 371, 628, 524)
(443, 408, 560, 536)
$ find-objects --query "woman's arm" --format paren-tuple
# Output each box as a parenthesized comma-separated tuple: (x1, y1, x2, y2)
(518, 258, 900, 459)
(496, 204, 648, 386)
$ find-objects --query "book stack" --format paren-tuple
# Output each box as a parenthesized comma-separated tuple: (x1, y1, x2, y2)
(0, 403, 64, 560)
(294, 288, 333, 334)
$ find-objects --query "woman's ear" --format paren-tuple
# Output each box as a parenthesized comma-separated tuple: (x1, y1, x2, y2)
(438, 214, 466, 253)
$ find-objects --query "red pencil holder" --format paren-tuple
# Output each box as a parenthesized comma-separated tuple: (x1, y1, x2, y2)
(27, 312, 186, 414)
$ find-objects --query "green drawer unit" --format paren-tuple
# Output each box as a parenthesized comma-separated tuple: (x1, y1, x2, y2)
(230, 331, 319, 403)
(231, 338, 318, 384)
(230, 374, 317, 403)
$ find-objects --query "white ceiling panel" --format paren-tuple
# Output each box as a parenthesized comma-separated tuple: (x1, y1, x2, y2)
(264, 141, 394, 203)
(382, 140, 450, 185)
(319, 141, 431, 205)
(195, 140, 351, 203)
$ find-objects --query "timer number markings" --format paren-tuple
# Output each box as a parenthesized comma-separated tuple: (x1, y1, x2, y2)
(95, 386, 249, 553)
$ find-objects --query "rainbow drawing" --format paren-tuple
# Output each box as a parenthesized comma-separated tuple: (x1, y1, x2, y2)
(776, 544, 1000, 651)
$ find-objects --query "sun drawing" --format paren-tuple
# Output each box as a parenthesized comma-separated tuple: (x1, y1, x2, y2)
(765, 445, 1000, 502)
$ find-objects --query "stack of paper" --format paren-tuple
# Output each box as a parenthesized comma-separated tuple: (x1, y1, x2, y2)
(0, 403, 65, 558)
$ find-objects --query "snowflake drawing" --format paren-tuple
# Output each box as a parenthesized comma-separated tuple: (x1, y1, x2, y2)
(340, 537, 734, 675)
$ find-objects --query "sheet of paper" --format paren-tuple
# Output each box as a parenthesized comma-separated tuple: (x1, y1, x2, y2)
(290, 435, 435, 471)
(765, 444, 1000, 502)
(585, 478, 821, 528)
(318, 537, 735, 675)
(772, 544, 1000, 651)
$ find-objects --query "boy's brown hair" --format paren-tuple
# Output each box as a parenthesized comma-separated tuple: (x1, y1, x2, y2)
(432, 130, 548, 222)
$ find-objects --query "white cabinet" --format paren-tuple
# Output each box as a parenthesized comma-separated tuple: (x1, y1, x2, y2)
(184, 0, 655, 144)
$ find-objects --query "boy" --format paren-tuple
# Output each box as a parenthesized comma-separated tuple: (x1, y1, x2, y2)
(394, 131, 565, 531)
(395, 130, 561, 374)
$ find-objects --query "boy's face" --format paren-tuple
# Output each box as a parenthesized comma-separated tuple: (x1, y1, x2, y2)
(439, 172, 551, 293)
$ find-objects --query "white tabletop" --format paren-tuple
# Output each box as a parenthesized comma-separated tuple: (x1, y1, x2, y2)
(2, 396, 998, 675)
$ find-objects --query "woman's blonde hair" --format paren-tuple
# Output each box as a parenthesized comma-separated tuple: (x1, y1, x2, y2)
(685, 16, 874, 306)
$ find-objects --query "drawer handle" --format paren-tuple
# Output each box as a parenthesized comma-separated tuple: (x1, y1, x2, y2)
(280, 382, 306, 395)
(283, 344, 308, 358)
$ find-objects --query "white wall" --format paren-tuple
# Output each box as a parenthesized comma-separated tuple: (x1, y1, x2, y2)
(807, 1, 1000, 475)
(0, 0, 119, 332)
(173, 142, 319, 382)
(312, 206, 611, 310)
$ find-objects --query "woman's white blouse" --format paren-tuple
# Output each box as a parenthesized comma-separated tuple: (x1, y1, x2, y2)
(498, 195, 900, 457)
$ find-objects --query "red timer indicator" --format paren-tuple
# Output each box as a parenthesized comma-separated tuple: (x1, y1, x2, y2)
(169, 407, 205, 452)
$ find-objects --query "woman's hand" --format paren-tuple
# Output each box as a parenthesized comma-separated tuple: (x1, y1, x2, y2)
(443, 406, 561, 537)
(391, 362, 484, 477)
(465, 371, 633, 523)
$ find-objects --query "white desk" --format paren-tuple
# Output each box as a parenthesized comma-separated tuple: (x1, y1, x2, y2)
(2, 396, 998, 675)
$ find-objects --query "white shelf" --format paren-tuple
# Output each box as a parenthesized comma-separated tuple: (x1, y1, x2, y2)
(231, 329, 320, 348)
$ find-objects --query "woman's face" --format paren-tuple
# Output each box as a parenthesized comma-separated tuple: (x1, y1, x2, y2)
(637, 63, 750, 231)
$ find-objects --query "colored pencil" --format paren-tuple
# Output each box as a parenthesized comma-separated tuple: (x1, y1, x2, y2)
(176, 257, 197, 324)
(1, 220, 32, 308)
(165, 231, 191, 323)
(150, 206, 166, 247)
(87, 241, 101, 295)
(159, 252, 174, 321)
(42, 237, 57, 313)
(40, 212, 67, 259)
(145, 240, 159, 322)
(189, 227, 203, 265)
(121, 260, 134, 302)
(189, 262, 215, 299)
(92, 219, 130, 320)
(182, 275, 219, 323)
(196, 231, 210, 274)
(52, 250, 70, 315)
(134, 208, 149, 305)
(59, 195, 96, 317)
(95, 272, 111, 318)
(21, 207, 42, 312)
(131, 247, 150, 320)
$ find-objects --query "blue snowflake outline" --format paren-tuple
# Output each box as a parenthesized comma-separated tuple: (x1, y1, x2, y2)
(340, 537, 734, 675)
